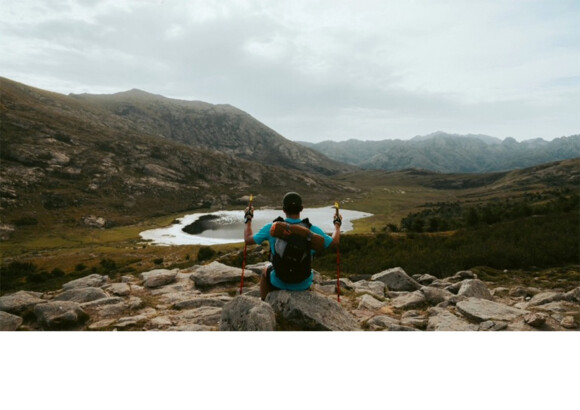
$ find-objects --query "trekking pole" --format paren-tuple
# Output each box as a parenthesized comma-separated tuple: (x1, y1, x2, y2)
(334, 202, 341, 303)
(240, 194, 253, 295)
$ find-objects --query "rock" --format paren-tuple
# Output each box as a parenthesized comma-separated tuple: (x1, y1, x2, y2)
(457, 279, 493, 300)
(400, 310, 427, 330)
(526, 292, 564, 307)
(174, 306, 223, 327)
(321, 278, 354, 291)
(420, 286, 454, 305)
(564, 287, 580, 303)
(0, 311, 23, 331)
(266, 290, 360, 331)
(54, 287, 109, 303)
(426, 308, 478, 331)
(140, 269, 178, 288)
(478, 320, 508, 331)
(352, 280, 385, 298)
(492, 287, 510, 297)
(0, 290, 46, 315)
(509, 287, 542, 298)
(560, 316, 577, 329)
(83, 215, 107, 228)
(34, 301, 89, 330)
(219, 295, 276, 331)
(173, 295, 231, 310)
(366, 315, 400, 331)
(445, 282, 463, 294)
(450, 270, 478, 281)
(416, 274, 438, 285)
(108, 283, 131, 296)
(456, 298, 527, 323)
(392, 291, 426, 310)
(524, 312, 548, 328)
(370, 267, 421, 291)
(190, 261, 257, 288)
(62, 274, 108, 290)
(357, 294, 386, 310)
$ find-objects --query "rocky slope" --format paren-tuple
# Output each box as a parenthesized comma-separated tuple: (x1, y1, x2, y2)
(0, 77, 354, 228)
(300, 132, 580, 173)
(2, 261, 578, 331)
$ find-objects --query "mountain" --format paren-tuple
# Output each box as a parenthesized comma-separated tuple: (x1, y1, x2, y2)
(69, 88, 352, 176)
(299, 132, 580, 173)
(0, 77, 353, 228)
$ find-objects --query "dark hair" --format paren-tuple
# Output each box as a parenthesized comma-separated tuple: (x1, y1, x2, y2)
(283, 192, 303, 214)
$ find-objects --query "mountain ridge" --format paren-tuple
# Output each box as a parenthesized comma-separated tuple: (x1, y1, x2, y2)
(299, 132, 580, 173)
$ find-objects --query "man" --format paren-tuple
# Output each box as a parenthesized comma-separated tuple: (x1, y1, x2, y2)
(244, 192, 342, 300)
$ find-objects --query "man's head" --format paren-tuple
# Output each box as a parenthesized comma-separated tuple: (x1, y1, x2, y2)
(283, 192, 303, 215)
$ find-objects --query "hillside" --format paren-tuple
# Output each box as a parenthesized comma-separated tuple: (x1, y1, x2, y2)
(300, 131, 580, 173)
(0, 77, 354, 230)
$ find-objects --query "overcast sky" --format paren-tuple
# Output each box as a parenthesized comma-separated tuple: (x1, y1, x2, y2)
(2, 0, 579, 142)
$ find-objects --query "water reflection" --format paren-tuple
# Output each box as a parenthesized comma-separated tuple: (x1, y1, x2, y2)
(140, 207, 372, 246)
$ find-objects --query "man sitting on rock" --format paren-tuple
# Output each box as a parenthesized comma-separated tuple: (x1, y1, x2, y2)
(244, 192, 342, 300)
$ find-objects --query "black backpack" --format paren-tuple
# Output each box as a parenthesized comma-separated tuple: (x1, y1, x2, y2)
(270, 217, 313, 284)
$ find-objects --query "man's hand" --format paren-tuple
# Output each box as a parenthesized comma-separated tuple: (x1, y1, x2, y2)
(244, 206, 254, 224)
(333, 213, 342, 227)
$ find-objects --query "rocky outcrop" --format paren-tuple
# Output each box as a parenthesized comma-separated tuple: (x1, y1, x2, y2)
(266, 290, 360, 331)
(1, 262, 578, 331)
(370, 267, 421, 291)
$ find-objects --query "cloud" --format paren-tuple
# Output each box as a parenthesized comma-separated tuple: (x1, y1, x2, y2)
(1, 0, 579, 141)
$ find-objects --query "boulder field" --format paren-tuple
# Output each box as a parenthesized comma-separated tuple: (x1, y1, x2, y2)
(1, 262, 578, 331)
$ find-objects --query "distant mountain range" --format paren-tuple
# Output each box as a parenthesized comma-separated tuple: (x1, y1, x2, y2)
(299, 131, 580, 173)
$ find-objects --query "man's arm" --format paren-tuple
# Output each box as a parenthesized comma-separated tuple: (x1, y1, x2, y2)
(244, 219, 255, 244)
(330, 221, 340, 247)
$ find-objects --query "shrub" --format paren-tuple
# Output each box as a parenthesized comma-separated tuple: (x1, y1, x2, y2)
(153, 258, 164, 265)
(197, 246, 216, 262)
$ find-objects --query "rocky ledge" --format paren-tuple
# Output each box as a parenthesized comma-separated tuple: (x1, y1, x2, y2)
(1, 262, 578, 331)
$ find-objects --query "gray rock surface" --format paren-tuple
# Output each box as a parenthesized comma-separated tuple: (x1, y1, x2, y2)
(370, 267, 421, 291)
(54, 287, 109, 303)
(190, 261, 258, 288)
(34, 301, 89, 330)
(0, 311, 23, 331)
(0, 291, 46, 315)
(266, 290, 360, 331)
(456, 298, 527, 323)
(62, 274, 108, 290)
(220, 295, 276, 331)
(457, 279, 493, 300)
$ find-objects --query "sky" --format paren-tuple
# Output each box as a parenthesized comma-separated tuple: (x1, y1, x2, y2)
(1, 0, 579, 142)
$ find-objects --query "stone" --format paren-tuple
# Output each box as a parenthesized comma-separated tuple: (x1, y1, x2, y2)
(392, 290, 426, 310)
(173, 295, 231, 310)
(564, 287, 580, 303)
(34, 301, 89, 330)
(62, 274, 108, 290)
(478, 320, 508, 331)
(174, 306, 223, 326)
(190, 261, 258, 288)
(140, 269, 178, 288)
(421, 286, 454, 305)
(370, 267, 421, 291)
(426, 308, 478, 331)
(266, 290, 360, 331)
(366, 315, 400, 331)
(357, 294, 386, 310)
(220, 295, 276, 331)
(54, 287, 109, 303)
(416, 274, 438, 285)
(456, 298, 527, 323)
(352, 280, 385, 298)
(527, 292, 564, 307)
(108, 283, 131, 296)
(457, 279, 493, 300)
(0, 311, 23, 331)
(524, 312, 548, 328)
(400, 311, 427, 330)
(451, 270, 478, 281)
(0, 291, 46, 315)
(561, 316, 577, 329)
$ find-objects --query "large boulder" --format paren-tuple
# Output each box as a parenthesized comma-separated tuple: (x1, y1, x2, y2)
(457, 279, 493, 300)
(0, 311, 23, 331)
(456, 298, 527, 323)
(426, 308, 478, 331)
(54, 287, 109, 303)
(34, 301, 89, 330)
(190, 261, 258, 288)
(266, 290, 360, 331)
(0, 291, 46, 315)
(392, 291, 427, 310)
(352, 280, 386, 299)
(62, 274, 108, 290)
(370, 267, 421, 291)
(220, 295, 276, 331)
(140, 269, 178, 288)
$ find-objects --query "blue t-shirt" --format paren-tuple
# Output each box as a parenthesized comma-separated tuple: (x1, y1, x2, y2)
(253, 217, 333, 290)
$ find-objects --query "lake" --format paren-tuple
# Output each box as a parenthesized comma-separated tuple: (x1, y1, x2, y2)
(139, 207, 372, 246)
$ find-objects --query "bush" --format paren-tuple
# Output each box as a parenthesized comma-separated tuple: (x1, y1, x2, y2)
(75, 263, 87, 271)
(197, 246, 216, 262)
(153, 258, 164, 265)
(51, 268, 66, 277)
